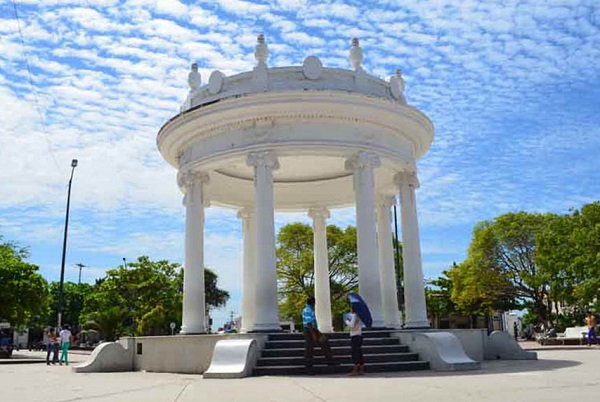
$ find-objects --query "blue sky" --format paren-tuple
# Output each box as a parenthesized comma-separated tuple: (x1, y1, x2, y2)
(0, 0, 599, 328)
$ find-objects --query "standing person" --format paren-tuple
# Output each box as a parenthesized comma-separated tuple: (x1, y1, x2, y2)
(302, 296, 336, 374)
(59, 325, 72, 365)
(513, 322, 519, 341)
(344, 306, 364, 376)
(45, 329, 59, 365)
(585, 312, 598, 346)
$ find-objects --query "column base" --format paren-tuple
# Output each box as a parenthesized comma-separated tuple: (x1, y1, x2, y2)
(403, 320, 431, 329)
(180, 324, 207, 335)
(249, 323, 281, 333)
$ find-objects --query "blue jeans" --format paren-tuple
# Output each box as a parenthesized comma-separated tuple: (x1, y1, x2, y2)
(588, 328, 598, 345)
(46, 343, 58, 364)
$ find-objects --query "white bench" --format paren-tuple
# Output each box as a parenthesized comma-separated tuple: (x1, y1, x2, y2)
(541, 326, 588, 345)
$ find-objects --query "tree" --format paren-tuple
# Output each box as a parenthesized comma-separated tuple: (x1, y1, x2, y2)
(80, 256, 229, 339)
(277, 223, 358, 328)
(0, 237, 48, 328)
(44, 282, 94, 329)
(425, 270, 456, 328)
(447, 219, 523, 320)
(276, 223, 402, 329)
(537, 202, 600, 315)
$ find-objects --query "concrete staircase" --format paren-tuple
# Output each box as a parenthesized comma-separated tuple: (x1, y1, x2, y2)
(254, 330, 429, 376)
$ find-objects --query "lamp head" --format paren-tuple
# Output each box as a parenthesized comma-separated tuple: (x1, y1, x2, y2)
(71, 159, 78, 168)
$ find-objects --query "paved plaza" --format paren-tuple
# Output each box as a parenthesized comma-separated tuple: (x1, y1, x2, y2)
(0, 349, 598, 402)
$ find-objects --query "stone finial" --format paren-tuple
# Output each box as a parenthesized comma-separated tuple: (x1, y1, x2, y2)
(188, 62, 201, 91)
(390, 68, 406, 102)
(349, 37, 364, 71)
(254, 34, 268, 66)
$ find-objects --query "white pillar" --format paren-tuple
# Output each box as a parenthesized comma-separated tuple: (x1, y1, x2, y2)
(238, 207, 256, 333)
(178, 171, 209, 334)
(308, 207, 333, 333)
(247, 151, 280, 331)
(345, 152, 385, 328)
(377, 195, 402, 328)
(396, 170, 429, 328)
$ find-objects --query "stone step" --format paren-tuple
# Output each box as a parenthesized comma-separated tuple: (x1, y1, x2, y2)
(256, 352, 421, 366)
(254, 361, 430, 376)
(260, 344, 410, 357)
(267, 331, 393, 341)
(265, 337, 398, 349)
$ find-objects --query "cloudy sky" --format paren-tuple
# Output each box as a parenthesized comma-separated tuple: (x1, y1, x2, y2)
(1, 0, 598, 327)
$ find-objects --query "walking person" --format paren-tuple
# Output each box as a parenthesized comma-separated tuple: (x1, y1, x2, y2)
(345, 306, 364, 375)
(59, 325, 73, 365)
(45, 328, 59, 365)
(585, 311, 598, 346)
(302, 296, 336, 374)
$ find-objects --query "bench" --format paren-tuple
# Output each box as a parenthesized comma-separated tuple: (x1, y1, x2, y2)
(539, 326, 588, 346)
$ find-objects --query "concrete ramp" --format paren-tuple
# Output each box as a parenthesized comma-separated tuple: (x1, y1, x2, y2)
(485, 331, 537, 360)
(73, 339, 134, 373)
(406, 332, 480, 371)
(203, 339, 258, 379)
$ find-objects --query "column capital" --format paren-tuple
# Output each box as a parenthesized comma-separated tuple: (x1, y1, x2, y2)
(344, 152, 381, 171)
(246, 151, 280, 170)
(307, 207, 330, 221)
(237, 206, 255, 220)
(395, 170, 420, 189)
(177, 170, 209, 192)
(377, 195, 396, 209)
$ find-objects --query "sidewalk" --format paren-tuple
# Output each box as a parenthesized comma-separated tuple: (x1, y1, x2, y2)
(519, 340, 598, 351)
(0, 350, 89, 365)
(1, 349, 599, 402)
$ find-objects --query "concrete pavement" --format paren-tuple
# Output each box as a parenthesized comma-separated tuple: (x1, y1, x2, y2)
(1, 349, 599, 401)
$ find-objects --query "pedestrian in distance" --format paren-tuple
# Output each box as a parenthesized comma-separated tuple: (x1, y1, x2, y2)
(513, 322, 519, 341)
(302, 296, 337, 375)
(585, 311, 598, 346)
(59, 324, 73, 365)
(45, 328, 59, 365)
(344, 306, 364, 376)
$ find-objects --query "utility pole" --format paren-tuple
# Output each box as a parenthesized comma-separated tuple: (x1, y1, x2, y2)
(57, 159, 78, 329)
(75, 263, 86, 285)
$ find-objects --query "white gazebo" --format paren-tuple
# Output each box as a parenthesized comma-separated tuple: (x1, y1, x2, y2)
(157, 35, 433, 334)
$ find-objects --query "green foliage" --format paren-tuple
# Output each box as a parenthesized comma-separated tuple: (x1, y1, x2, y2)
(276, 223, 402, 330)
(43, 282, 93, 329)
(0, 238, 49, 328)
(276, 223, 358, 328)
(80, 256, 229, 339)
(448, 202, 600, 328)
(537, 202, 600, 314)
(426, 271, 456, 324)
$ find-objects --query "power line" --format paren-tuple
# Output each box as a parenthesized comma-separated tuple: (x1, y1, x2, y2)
(10, 0, 63, 175)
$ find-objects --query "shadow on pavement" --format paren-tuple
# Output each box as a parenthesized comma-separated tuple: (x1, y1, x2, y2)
(290, 358, 583, 379)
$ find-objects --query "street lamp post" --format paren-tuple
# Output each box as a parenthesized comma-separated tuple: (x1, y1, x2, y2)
(57, 159, 78, 329)
(75, 263, 86, 285)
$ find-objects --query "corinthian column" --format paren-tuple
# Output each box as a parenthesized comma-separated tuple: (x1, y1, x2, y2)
(247, 151, 280, 331)
(377, 195, 401, 328)
(308, 207, 333, 333)
(345, 152, 385, 328)
(178, 170, 209, 334)
(238, 207, 256, 333)
(396, 170, 429, 328)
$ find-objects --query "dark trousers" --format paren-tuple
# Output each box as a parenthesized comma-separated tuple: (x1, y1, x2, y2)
(46, 343, 58, 364)
(350, 335, 364, 365)
(588, 328, 598, 345)
(304, 327, 333, 368)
